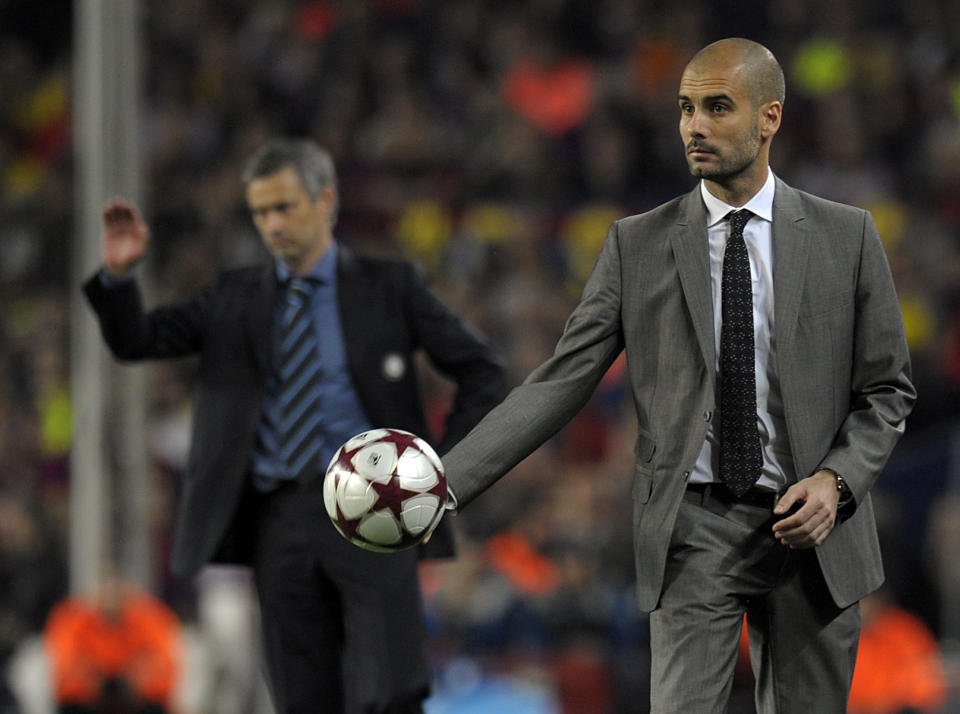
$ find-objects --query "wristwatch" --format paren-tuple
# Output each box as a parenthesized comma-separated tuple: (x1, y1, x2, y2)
(823, 468, 852, 507)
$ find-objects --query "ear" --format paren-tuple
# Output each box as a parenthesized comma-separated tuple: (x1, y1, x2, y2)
(317, 186, 338, 220)
(759, 101, 782, 140)
(318, 186, 336, 210)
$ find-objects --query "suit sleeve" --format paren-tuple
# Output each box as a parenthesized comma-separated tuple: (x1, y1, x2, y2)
(83, 270, 212, 360)
(818, 211, 916, 508)
(440, 221, 626, 510)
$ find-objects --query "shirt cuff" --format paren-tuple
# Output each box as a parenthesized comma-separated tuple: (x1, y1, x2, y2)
(98, 268, 135, 287)
(445, 484, 459, 511)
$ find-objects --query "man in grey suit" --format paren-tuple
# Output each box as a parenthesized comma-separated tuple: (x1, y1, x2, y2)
(440, 38, 915, 712)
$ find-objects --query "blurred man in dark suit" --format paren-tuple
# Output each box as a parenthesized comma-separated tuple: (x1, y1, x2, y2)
(84, 139, 506, 714)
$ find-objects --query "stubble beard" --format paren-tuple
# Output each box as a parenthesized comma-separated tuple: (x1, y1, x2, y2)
(688, 124, 763, 184)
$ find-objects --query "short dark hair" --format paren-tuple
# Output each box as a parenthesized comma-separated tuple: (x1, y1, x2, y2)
(242, 139, 339, 222)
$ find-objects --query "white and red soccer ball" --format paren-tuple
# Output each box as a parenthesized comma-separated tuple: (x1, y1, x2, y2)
(323, 428, 448, 552)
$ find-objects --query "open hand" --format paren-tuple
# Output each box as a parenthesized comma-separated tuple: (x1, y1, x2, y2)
(102, 199, 150, 278)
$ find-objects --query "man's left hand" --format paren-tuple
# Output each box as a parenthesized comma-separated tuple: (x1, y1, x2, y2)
(770, 470, 840, 549)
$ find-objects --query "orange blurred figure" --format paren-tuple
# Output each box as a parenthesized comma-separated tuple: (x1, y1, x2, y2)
(43, 572, 181, 714)
(848, 591, 947, 714)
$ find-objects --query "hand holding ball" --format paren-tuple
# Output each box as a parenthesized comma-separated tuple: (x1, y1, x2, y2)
(323, 429, 448, 552)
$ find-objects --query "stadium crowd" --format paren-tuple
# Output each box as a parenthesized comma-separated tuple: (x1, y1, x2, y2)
(2, 0, 960, 711)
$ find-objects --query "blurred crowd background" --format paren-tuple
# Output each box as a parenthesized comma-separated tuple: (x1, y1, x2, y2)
(3, 0, 960, 712)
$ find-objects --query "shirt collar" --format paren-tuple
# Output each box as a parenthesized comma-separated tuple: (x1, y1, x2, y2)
(701, 168, 776, 228)
(275, 241, 338, 286)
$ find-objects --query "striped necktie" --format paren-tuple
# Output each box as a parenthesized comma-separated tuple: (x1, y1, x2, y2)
(719, 209, 763, 496)
(277, 277, 324, 481)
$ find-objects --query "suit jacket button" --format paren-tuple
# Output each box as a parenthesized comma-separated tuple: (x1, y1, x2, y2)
(382, 353, 406, 381)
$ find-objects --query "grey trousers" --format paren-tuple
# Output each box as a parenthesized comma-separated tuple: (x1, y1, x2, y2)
(649, 488, 861, 714)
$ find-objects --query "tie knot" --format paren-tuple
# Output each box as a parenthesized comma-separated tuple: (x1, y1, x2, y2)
(727, 210, 751, 238)
(287, 277, 319, 299)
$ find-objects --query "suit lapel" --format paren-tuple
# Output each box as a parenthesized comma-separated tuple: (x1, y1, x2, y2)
(771, 179, 809, 357)
(335, 246, 378, 407)
(244, 265, 277, 377)
(670, 188, 715, 372)
(335, 245, 364, 361)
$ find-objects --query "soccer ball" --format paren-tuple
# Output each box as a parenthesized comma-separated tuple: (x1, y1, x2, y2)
(323, 428, 448, 552)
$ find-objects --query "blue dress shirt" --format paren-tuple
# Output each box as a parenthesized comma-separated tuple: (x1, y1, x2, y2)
(251, 242, 373, 491)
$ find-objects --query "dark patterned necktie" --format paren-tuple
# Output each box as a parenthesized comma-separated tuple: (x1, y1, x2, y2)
(719, 209, 763, 496)
(277, 277, 324, 480)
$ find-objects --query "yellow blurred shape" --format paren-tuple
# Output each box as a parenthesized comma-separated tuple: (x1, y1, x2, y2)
(4, 156, 44, 199)
(395, 200, 453, 267)
(866, 199, 906, 250)
(792, 39, 851, 95)
(461, 203, 519, 245)
(950, 76, 960, 120)
(40, 387, 73, 456)
(899, 295, 933, 353)
(15, 73, 68, 129)
(561, 204, 623, 290)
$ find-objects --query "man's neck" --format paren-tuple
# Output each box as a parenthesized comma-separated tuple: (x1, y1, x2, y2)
(703, 161, 770, 207)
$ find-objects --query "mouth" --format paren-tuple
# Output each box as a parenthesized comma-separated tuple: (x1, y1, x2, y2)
(687, 144, 715, 159)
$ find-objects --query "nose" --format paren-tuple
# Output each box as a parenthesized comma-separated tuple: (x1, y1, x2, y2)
(684, 109, 707, 138)
(262, 209, 286, 233)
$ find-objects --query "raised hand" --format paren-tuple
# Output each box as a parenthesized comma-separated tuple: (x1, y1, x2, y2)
(102, 199, 150, 278)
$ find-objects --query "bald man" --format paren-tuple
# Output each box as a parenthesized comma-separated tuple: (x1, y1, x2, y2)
(440, 38, 915, 712)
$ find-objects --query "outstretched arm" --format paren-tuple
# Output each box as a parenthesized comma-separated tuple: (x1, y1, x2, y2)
(84, 201, 212, 360)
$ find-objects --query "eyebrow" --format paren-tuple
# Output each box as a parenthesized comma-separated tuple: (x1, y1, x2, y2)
(678, 93, 736, 105)
(250, 201, 293, 214)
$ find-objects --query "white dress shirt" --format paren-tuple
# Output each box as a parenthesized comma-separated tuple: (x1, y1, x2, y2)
(690, 169, 796, 492)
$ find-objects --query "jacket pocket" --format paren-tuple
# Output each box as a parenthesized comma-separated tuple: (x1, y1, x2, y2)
(635, 429, 656, 463)
(633, 464, 653, 504)
(798, 289, 853, 319)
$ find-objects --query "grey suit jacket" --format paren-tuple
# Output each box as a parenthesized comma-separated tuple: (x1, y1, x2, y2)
(443, 177, 915, 611)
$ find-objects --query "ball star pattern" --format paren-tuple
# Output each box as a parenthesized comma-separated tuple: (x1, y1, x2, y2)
(325, 429, 447, 551)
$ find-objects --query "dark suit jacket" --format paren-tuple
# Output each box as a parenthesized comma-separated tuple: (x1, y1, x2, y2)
(84, 247, 506, 578)
(443, 178, 916, 610)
